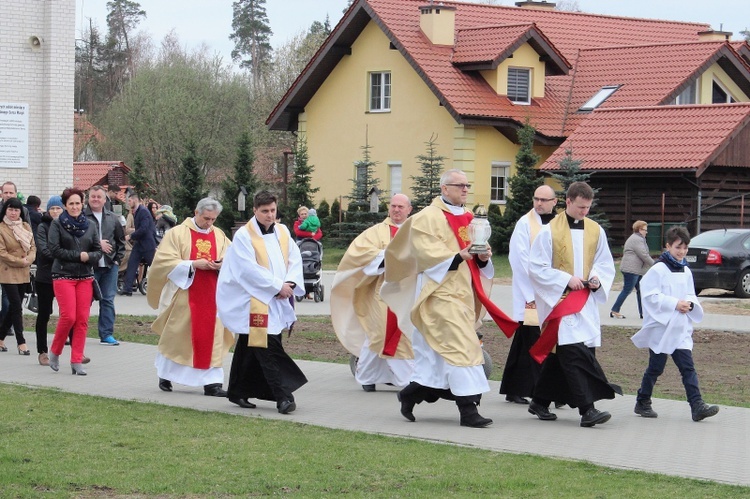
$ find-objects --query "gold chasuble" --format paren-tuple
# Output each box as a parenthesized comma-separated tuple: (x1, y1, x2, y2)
(331, 218, 413, 360)
(246, 220, 290, 348)
(148, 219, 233, 368)
(383, 197, 488, 366)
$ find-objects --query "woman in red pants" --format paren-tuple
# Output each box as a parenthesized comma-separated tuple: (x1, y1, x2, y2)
(46, 188, 102, 375)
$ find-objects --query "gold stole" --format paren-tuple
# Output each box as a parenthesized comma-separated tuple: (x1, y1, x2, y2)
(527, 209, 543, 245)
(550, 213, 600, 280)
(247, 221, 290, 348)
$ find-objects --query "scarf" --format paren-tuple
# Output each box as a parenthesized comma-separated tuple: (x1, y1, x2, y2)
(658, 250, 687, 272)
(3, 217, 33, 253)
(59, 210, 89, 238)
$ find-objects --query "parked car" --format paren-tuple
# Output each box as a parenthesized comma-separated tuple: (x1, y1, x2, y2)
(686, 229, 750, 297)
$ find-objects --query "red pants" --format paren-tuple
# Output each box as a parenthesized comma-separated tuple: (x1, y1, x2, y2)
(50, 278, 93, 363)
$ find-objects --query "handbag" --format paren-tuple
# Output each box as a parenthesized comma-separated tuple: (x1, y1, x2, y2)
(92, 278, 102, 301)
(26, 292, 38, 313)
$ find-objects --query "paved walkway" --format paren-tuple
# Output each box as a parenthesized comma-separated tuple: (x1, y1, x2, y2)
(2, 273, 747, 487)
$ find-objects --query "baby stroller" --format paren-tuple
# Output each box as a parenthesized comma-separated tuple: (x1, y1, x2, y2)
(295, 238, 324, 302)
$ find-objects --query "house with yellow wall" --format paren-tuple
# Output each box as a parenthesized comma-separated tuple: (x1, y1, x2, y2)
(268, 0, 750, 243)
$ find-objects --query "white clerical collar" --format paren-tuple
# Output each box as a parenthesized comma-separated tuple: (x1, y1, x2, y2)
(441, 197, 465, 215)
(190, 217, 211, 234)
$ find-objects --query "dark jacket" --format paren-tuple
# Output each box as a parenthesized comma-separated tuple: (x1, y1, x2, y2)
(130, 205, 158, 253)
(84, 206, 126, 267)
(24, 204, 42, 234)
(48, 217, 102, 278)
(34, 214, 54, 284)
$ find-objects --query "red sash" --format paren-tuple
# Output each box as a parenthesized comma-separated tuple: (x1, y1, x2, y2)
(442, 210, 517, 338)
(188, 230, 218, 369)
(529, 288, 590, 364)
(382, 224, 402, 356)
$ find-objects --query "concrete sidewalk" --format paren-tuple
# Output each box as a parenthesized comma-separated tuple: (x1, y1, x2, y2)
(1, 334, 748, 487)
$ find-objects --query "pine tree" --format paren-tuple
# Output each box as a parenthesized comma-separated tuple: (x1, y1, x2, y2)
(286, 137, 319, 220)
(128, 153, 153, 199)
(491, 120, 542, 253)
(104, 0, 146, 95)
(550, 146, 610, 228)
(347, 140, 380, 213)
(173, 140, 207, 220)
(218, 131, 258, 231)
(410, 134, 445, 212)
(230, 0, 273, 90)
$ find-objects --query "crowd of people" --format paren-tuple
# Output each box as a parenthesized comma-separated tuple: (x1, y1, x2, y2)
(0, 175, 720, 425)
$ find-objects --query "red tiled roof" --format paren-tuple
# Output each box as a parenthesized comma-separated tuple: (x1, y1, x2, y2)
(540, 104, 750, 175)
(73, 113, 105, 160)
(268, 0, 744, 140)
(72, 161, 130, 190)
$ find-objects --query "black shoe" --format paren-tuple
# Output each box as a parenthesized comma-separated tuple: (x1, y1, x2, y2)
(554, 401, 565, 409)
(505, 395, 530, 404)
(118, 290, 132, 296)
(203, 383, 228, 397)
(460, 413, 493, 428)
(528, 401, 557, 421)
(397, 391, 416, 422)
(580, 407, 611, 427)
(278, 400, 297, 414)
(158, 378, 172, 392)
(229, 397, 256, 409)
(634, 400, 658, 418)
(691, 402, 719, 422)
(362, 384, 376, 392)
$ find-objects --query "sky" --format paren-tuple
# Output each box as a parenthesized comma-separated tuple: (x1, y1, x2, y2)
(75, 0, 748, 65)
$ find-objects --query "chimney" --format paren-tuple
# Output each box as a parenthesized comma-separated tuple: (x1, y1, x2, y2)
(697, 27, 733, 42)
(419, 3, 456, 46)
(515, 1, 557, 10)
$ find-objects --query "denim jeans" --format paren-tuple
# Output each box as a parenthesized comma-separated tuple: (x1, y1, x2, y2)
(123, 244, 154, 293)
(638, 349, 702, 407)
(94, 264, 119, 340)
(611, 272, 643, 316)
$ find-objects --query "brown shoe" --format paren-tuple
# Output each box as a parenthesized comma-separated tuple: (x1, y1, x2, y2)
(38, 353, 50, 366)
(82, 356, 91, 364)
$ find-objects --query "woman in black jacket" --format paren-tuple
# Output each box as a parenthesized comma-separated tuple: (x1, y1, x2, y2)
(47, 188, 102, 375)
(33, 196, 64, 366)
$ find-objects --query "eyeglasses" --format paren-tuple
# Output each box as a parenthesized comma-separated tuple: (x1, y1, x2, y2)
(445, 183, 471, 190)
(533, 197, 556, 202)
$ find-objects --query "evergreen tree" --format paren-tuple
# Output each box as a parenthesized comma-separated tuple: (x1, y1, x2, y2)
(550, 147, 610, 228)
(104, 0, 146, 95)
(172, 140, 207, 220)
(491, 120, 542, 253)
(128, 153, 153, 199)
(286, 137, 319, 220)
(347, 140, 380, 213)
(218, 131, 258, 231)
(410, 134, 445, 212)
(230, 0, 273, 90)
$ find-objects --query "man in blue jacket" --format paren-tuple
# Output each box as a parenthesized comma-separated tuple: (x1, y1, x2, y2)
(86, 185, 126, 344)
(121, 191, 157, 296)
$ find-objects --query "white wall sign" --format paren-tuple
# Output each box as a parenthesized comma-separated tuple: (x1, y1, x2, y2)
(0, 103, 29, 169)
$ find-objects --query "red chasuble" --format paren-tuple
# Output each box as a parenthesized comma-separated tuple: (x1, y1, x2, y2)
(442, 211, 518, 338)
(382, 224, 402, 357)
(188, 229, 218, 369)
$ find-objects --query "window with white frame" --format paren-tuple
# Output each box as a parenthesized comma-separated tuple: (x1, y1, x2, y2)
(674, 80, 698, 105)
(712, 80, 736, 103)
(490, 162, 510, 203)
(388, 161, 402, 195)
(579, 85, 621, 112)
(369, 71, 391, 112)
(507, 68, 531, 104)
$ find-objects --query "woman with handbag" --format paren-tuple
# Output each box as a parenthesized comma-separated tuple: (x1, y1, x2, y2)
(0, 197, 37, 355)
(33, 196, 64, 365)
(47, 188, 102, 375)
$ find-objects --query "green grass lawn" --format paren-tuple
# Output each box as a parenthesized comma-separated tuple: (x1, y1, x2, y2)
(1, 384, 747, 497)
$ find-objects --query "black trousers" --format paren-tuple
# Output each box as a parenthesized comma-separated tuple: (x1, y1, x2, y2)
(0, 283, 27, 346)
(500, 323, 542, 397)
(532, 343, 622, 414)
(228, 333, 308, 406)
(34, 281, 55, 354)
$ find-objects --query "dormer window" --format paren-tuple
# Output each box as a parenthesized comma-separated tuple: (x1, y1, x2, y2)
(674, 81, 698, 105)
(369, 71, 391, 112)
(712, 80, 736, 103)
(579, 85, 621, 112)
(507, 67, 531, 104)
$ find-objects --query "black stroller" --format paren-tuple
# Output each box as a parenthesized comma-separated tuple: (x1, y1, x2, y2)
(295, 238, 324, 302)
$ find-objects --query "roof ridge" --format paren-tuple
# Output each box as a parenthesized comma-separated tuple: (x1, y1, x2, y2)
(579, 40, 728, 53)
(456, 23, 534, 32)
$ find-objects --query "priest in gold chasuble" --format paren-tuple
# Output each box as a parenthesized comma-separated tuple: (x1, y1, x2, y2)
(331, 194, 415, 392)
(147, 198, 233, 397)
(381, 169, 498, 428)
